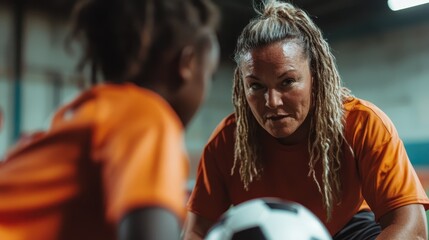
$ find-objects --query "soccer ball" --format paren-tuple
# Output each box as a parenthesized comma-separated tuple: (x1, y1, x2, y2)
(205, 198, 332, 240)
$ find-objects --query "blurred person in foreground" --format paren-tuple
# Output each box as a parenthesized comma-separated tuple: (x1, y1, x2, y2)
(184, 1, 429, 239)
(0, 0, 220, 239)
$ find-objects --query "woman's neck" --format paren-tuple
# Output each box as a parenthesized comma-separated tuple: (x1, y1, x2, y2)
(277, 113, 312, 145)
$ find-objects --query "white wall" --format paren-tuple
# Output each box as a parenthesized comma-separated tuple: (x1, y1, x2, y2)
(333, 21, 429, 142)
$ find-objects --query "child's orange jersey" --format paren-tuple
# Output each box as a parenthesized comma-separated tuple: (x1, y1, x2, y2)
(187, 97, 429, 235)
(0, 83, 188, 240)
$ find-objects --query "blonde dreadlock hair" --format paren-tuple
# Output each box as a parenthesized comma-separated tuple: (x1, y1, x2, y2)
(231, 0, 353, 220)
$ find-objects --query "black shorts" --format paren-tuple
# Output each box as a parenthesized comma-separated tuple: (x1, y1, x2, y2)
(333, 211, 381, 240)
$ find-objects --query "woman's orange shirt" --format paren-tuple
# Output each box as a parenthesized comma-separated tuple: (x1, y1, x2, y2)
(187, 97, 429, 235)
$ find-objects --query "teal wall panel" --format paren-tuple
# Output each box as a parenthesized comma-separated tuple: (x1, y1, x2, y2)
(405, 142, 429, 166)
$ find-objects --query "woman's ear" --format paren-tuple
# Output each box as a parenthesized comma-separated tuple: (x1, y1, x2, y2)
(178, 45, 198, 85)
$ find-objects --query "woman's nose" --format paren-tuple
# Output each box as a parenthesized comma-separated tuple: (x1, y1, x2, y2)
(265, 89, 283, 109)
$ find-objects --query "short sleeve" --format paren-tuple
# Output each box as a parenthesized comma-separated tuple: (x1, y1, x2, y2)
(350, 102, 429, 219)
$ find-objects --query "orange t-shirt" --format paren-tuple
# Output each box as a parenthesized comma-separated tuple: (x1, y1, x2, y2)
(0, 83, 188, 240)
(187, 97, 429, 236)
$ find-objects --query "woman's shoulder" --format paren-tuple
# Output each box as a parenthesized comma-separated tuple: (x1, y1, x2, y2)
(49, 83, 183, 139)
(206, 113, 237, 145)
(343, 97, 398, 144)
(344, 97, 386, 116)
(96, 83, 175, 113)
(92, 83, 181, 125)
(344, 97, 394, 128)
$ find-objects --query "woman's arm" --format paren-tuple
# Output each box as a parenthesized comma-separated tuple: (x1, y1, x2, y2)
(183, 212, 216, 240)
(378, 204, 427, 240)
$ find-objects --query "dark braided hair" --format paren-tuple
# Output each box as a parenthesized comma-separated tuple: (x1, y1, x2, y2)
(232, 0, 353, 220)
(70, 0, 219, 84)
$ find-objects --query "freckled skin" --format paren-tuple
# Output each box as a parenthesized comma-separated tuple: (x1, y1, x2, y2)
(241, 40, 313, 145)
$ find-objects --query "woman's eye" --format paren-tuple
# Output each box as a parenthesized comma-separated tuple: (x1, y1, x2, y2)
(249, 82, 263, 90)
(281, 78, 295, 86)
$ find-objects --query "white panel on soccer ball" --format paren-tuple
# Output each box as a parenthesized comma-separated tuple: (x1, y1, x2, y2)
(205, 198, 332, 240)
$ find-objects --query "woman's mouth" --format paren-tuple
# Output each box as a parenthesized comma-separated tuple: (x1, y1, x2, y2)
(266, 114, 288, 121)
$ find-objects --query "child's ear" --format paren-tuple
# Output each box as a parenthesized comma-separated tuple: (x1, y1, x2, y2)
(178, 45, 197, 84)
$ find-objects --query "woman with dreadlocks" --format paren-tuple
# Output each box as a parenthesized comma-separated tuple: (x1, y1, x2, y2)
(0, 0, 220, 239)
(184, 0, 429, 239)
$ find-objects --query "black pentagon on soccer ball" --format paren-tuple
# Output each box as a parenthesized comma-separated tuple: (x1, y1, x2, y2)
(231, 226, 268, 240)
(265, 201, 298, 214)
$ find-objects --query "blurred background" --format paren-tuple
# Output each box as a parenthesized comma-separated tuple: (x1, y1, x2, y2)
(0, 0, 428, 208)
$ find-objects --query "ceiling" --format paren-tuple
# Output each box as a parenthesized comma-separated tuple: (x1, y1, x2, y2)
(3, 0, 429, 60)
(216, 0, 429, 60)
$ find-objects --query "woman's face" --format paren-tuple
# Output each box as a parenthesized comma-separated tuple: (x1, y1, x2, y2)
(241, 40, 313, 144)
